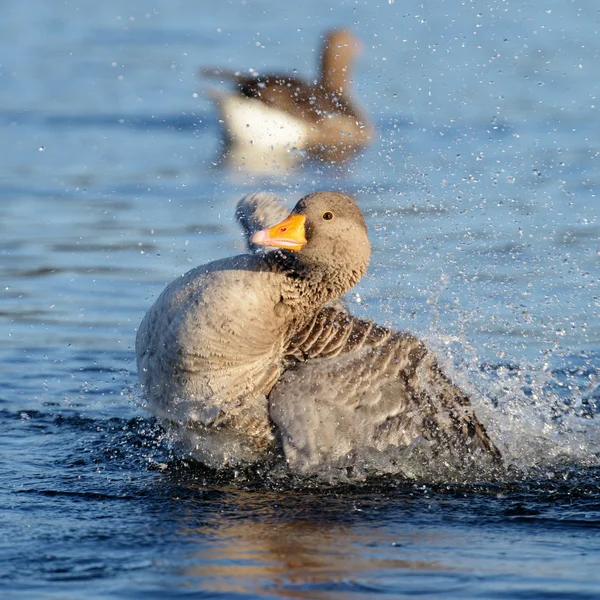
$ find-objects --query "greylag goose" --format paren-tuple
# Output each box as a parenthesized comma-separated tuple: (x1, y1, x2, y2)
(202, 29, 374, 164)
(136, 192, 502, 479)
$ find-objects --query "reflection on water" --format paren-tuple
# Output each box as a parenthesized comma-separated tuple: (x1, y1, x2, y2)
(185, 527, 441, 598)
(219, 143, 307, 174)
(145, 473, 600, 598)
(172, 487, 447, 598)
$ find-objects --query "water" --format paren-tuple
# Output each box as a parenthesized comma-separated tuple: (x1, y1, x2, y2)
(1, 0, 599, 597)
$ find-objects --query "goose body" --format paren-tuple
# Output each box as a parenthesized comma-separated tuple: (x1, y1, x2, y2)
(136, 192, 501, 478)
(211, 93, 309, 152)
(202, 29, 373, 164)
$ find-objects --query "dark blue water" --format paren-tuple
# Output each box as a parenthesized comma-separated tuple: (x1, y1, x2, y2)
(1, 0, 599, 597)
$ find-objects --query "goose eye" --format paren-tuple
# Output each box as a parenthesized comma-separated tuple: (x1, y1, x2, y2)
(322, 211, 334, 221)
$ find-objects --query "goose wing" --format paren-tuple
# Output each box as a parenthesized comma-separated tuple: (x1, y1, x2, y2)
(270, 307, 501, 477)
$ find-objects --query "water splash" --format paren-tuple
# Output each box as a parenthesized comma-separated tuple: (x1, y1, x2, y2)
(424, 287, 600, 479)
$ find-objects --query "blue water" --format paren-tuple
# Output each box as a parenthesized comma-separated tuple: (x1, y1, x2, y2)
(1, 0, 600, 597)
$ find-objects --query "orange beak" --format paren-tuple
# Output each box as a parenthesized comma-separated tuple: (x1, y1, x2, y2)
(250, 214, 307, 251)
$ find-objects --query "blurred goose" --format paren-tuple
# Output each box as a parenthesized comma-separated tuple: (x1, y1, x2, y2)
(202, 29, 373, 164)
(136, 192, 501, 478)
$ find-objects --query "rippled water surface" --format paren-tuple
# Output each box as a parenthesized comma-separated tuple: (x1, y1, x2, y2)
(1, 1, 600, 598)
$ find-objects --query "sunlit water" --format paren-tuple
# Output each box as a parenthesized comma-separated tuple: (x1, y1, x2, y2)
(1, 0, 599, 598)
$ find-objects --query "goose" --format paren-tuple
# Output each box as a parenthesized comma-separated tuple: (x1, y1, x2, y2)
(202, 29, 374, 165)
(136, 192, 502, 479)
